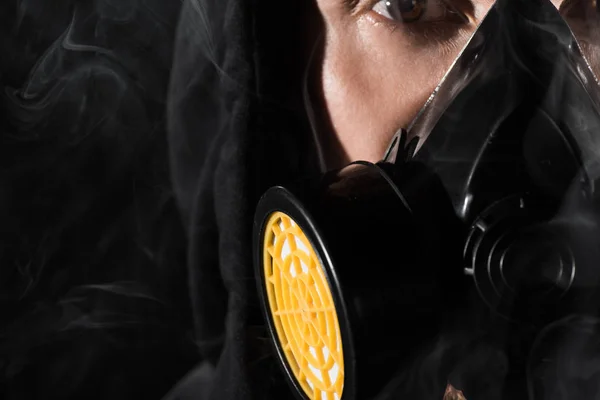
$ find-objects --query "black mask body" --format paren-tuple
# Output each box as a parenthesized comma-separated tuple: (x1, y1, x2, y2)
(253, 0, 600, 399)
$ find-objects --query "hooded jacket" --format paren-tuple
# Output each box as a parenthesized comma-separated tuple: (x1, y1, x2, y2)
(1, 0, 319, 399)
(163, 1, 324, 398)
(7, 0, 600, 399)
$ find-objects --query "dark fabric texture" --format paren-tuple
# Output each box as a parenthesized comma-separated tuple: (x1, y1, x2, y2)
(164, 1, 320, 399)
(1, 0, 319, 399)
(0, 1, 196, 399)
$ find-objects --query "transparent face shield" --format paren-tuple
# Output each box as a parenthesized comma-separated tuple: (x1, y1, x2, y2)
(253, 0, 600, 399)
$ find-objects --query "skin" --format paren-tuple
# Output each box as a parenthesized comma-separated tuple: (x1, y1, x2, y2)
(314, 0, 600, 169)
(557, 0, 600, 78)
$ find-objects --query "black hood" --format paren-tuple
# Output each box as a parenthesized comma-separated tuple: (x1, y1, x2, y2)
(0, 0, 318, 399)
(165, 0, 322, 399)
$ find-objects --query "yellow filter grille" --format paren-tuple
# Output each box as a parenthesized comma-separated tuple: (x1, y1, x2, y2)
(263, 211, 344, 400)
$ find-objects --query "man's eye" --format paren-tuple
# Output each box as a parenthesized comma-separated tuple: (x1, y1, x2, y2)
(371, 0, 466, 24)
(372, 0, 429, 22)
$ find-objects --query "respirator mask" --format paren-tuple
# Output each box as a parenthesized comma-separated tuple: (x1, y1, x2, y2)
(253, 0, 600, 398)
